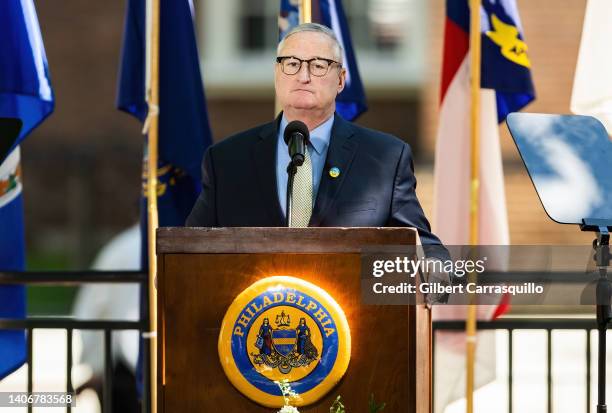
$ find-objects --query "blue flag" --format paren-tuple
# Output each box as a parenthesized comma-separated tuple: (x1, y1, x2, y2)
(117, 0, 212, 235)
(0, 0, 54, 379)
(117, 0, 212, 393)
(279, 0, 367, 121)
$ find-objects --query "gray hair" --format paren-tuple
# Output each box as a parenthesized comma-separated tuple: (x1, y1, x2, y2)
(277, 23, 343, 64)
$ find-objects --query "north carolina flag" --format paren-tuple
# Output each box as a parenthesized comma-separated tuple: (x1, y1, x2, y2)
(433, 0, 535, 247)
(432, 1, 535, 410)
(279, 0, 367, 121)
(0, 0, 54, 378)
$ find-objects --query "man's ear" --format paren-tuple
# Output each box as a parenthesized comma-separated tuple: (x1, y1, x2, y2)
(337, 68, 347, 95)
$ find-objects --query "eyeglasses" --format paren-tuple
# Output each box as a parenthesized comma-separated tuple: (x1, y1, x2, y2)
(276, 56, 341, 77)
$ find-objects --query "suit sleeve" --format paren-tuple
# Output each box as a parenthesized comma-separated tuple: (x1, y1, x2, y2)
(388, 143, 448, 259)
(185, 147, 217, 227)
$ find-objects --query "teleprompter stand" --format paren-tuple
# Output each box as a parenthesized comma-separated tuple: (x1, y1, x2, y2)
(507, 113, 612, 413)
(581, 219, 612, 413)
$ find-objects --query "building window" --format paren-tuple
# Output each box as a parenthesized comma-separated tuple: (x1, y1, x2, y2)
(239, 0, 278, 52)
(199, 0, 425, 89)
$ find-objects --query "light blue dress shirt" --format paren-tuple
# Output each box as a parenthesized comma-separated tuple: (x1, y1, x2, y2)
(276, 114, 334, 217)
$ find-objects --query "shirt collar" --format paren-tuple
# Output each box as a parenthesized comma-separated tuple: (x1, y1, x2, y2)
(279, 113, 334, 155)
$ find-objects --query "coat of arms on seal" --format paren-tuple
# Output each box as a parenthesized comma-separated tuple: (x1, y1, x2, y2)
(251, 311, 319, 374)
(218, 276, 351, 408)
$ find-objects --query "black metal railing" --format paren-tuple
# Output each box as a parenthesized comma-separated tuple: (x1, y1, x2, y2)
(433, 318, 603, 413)
(1, 270, 605, 413)
(0, 271, 149, 413)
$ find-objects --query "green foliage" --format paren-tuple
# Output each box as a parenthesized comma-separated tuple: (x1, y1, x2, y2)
(26, 250, 77, 315)
(369, 394, 386, 413)
(329, 394, 386, 413)
(276, 379, 299, 406)
(329, 396, 345, 413)
(27, 287, 77, 315)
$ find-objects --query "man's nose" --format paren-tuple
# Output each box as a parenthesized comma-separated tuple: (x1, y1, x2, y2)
(296, 62, 311, 82)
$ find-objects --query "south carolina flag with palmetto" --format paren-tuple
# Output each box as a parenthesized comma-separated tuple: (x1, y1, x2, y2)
(432, 1, 535, 410)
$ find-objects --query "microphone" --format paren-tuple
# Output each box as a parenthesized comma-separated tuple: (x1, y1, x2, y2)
(283, 120, 310, 166)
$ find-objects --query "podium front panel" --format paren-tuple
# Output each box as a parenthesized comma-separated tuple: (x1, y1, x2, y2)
(157, 227, 431, 412)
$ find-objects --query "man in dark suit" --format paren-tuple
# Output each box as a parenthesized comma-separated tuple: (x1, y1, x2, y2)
(186, 23, 443, 250)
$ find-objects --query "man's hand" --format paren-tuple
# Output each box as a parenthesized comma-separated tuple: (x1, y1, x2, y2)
(423, 258, 452, 307)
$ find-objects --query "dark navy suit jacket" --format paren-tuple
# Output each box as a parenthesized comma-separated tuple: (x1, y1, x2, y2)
(186, 113, 443, 248)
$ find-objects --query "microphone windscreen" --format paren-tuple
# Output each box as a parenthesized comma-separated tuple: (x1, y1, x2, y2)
(283, 120, 310, 145)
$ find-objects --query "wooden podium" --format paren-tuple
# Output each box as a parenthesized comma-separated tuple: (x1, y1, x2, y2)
(156, 227, 431, 412)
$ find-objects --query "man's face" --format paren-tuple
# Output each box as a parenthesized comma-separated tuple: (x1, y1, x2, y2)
(275, 31, 346, 117)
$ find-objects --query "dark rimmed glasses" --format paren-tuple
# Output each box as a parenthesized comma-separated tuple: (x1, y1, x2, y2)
(276, 56, 341, 77)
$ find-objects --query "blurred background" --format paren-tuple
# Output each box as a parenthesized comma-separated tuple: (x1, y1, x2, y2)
(5, 0, 605, 412)
(22, 0, 592, 284)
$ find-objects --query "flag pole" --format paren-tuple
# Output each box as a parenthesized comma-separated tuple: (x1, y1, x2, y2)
(144, 0, 160, 411)
(466, 0, 482, 412)
(300, 0, 312, 23)
(275, 0, 311, 115)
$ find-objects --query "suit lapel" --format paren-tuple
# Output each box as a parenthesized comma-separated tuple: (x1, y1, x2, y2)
(253, 116, 285, 226)
(310, 114, 358, 226)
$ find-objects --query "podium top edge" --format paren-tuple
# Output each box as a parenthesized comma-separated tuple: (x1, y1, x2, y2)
(156, 227, 418, 254)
